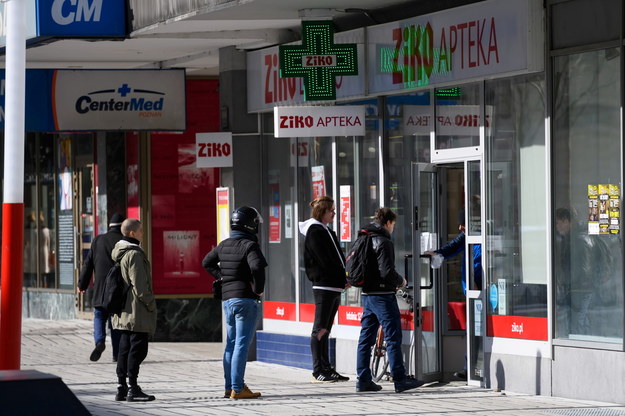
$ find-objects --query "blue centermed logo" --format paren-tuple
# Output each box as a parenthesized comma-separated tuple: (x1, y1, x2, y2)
(75, 83, 165, 115)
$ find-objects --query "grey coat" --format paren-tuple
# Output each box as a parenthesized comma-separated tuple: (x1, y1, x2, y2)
(111, 239, 157, 336)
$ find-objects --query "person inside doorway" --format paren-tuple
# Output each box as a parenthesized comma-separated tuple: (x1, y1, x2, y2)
(425, 206, 482, 381)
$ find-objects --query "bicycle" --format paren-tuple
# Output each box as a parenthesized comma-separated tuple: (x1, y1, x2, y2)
(370, 286, 414, 382)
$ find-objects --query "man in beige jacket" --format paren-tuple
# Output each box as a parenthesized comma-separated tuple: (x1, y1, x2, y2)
(111, 218, 157, 402)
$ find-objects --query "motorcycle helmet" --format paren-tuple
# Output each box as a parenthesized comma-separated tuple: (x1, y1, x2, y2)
(230, 206, 262, 234)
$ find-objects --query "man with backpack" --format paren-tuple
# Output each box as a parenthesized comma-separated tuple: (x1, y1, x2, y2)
(355, 207, 424, 393)
(78, 213, 125, 363)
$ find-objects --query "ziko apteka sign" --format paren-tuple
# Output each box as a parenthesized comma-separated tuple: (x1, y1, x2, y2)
(274, 106, 365, 138)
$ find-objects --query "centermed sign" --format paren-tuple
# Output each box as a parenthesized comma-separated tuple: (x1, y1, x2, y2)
(274, 106, 365, 138)
(279, 21, 358, 101)
(53, 69, 186, 131)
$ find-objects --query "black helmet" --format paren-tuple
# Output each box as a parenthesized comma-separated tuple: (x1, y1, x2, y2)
(230, 206, 262, 234)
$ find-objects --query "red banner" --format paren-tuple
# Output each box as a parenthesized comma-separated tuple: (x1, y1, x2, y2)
(299, 303, 315, 322)
(487, 315, 548, 340)
(264, 301, 296, 320)
(338, 306, 363, 326)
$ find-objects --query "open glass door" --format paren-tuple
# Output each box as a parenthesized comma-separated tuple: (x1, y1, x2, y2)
(411, 162, 443, 382)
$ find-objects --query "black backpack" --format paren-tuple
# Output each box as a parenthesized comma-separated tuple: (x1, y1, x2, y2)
(102, 256, 131, 316)
(345, 229, 374, 287)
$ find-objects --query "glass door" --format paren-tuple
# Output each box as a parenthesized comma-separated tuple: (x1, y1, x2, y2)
(411, 162, 443, 382)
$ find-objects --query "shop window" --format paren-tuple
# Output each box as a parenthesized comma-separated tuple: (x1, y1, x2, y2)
(264, 134, 296, 304)
(553, 49, 623, 343)
(485, 73, 548, 336)
(435, 83, 480, 151)
(551, 0, 620, 50)
(23, 134, 57, 289)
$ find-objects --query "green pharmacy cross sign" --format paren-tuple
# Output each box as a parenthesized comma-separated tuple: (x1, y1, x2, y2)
(279, 21, 358, 101)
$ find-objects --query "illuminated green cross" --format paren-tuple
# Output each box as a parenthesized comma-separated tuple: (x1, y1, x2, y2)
(279, 20, 358, 101)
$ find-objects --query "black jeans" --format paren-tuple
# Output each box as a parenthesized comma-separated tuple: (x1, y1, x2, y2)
(116, 331, 149, 383)
(311, 289, 341, 375)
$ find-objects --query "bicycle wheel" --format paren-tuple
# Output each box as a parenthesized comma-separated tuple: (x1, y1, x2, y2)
(370, 327, 389, 382)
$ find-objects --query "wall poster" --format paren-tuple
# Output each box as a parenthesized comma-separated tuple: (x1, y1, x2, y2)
(588, 184, 620, 235)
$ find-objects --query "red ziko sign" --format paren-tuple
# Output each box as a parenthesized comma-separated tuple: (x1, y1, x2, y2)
(264, 301, 297, 320)
(487, 315, 548, 340)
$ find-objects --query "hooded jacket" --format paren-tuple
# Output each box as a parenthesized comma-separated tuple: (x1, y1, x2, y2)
(202, 230, 267, 301)
(111, 238, 157, 336)
(77, 226, 123, 308)
(361, 222, 404, 295)
(299, 218, 346, 289)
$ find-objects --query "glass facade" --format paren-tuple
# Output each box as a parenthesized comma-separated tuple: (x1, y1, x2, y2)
(553, 49, 624, 343)
(485, 74, 548, 320)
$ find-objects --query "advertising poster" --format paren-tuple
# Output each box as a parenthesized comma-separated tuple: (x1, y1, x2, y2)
(599, 184, 610, 234)
(162, 231, 200, 279)
(311, 165, 326, 199)
(284, 204, 293, 239)
(216, 188, 230, 244)
(588, 185, 599, 235)
(269, 182, 281, 243)
(609, 184, 621, 235)
(339, 185, 352, 242)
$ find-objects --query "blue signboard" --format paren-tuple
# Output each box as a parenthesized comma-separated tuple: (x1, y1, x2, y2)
(36, 0, 127, 38)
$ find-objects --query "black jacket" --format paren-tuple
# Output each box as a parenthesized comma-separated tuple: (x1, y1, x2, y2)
(202, 231, 267, 301)
(299, 219, 346, 289)
(361, 222, 404, 295)
(78, 226, 123, 308)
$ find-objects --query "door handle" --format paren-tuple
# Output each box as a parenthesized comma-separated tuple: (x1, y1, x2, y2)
(419, 254, 434, 290)
(404, 254, 412, 279)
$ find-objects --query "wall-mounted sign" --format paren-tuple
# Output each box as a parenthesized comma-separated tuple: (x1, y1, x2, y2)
(53, 69, 186, 131)
(274, 105, 365, 138)
(279, 21, 358, 101)
(196, 132, 233, 168)
(36, 0, 127, 37)
(216, 188, 230, 244)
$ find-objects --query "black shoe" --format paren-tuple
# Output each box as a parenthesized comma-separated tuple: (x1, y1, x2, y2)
(356, 381, 383, 392)
(327, 370, 349, 382)
(89, 342, 105, 362)
(394, 376, 425, 393)
(127, 385, 155, 402)
(454, 370, 467, 380)
(112, 356, 118, 363)
(114, 385, 128, 401)
(311, 372, 338, 383)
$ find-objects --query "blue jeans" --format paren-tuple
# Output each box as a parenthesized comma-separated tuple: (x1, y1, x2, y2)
(356, 294, 406, 383)
(223, 298, 260, 392)
(93, 307, 121, 359)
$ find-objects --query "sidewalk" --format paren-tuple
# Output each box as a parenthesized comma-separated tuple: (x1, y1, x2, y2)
(19, 318, 625, 416)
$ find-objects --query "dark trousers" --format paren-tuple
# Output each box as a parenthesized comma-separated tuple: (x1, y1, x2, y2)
(116, 331, 149, 383)
(311, 289, 341, 375)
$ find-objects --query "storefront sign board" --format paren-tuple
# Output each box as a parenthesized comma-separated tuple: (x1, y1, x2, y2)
(274, 105, 365, 138)
(196, 132, 233, 168)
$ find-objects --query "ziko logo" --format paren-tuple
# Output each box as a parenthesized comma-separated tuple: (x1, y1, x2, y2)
(75, 83, 165, 118)
(51, 0, 103, 25)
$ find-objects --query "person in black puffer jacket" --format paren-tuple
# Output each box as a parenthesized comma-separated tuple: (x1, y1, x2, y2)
(299, 196, 349, 384)
(355, 207, 424, 394)
(202, 206, 267, 400)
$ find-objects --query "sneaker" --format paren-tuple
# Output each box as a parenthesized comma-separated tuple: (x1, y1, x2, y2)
(327, 370, 349, 382)
(356, 381, 382, 392)
(394, 376, 425, 393)
(224, 390, 232, 398)
(311, 372, 338, 383)
(127, 385, 156, 402)
(454, 370, 467, 381)
(114, 384, 128, 401)
(89, 342, 105, 362)
(230, 385, 261, 399)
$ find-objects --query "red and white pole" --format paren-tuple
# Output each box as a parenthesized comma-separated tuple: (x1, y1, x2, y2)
(0, 0, 27, 370)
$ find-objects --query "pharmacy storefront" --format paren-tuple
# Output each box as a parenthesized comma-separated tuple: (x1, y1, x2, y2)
(241, 0, 625, 404)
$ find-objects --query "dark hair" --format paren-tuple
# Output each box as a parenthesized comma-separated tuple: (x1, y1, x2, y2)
(373, 207, 397, 225)
(310, 196, 334, 222)
(555, 208, 571, 222)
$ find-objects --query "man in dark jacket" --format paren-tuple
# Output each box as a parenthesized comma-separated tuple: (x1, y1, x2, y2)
(203, 206, 268, 400)
(356, 207, 424, 393)
(78, 213, 125, 362)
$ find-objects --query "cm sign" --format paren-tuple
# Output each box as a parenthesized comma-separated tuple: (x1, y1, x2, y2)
(36, 0, 127, 37)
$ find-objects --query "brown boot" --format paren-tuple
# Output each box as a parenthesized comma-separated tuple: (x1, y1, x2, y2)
(230, 385, 261, 399)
